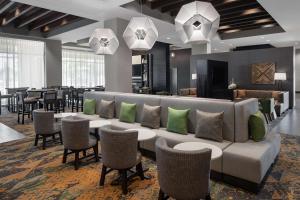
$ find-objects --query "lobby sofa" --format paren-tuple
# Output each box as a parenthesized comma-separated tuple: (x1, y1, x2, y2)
(234, 89, 289, 116)
(84, 91, 281, 192)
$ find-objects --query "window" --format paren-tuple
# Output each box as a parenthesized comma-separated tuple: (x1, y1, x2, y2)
(62, 48, 105, 87)
(0, 37, 45, 94)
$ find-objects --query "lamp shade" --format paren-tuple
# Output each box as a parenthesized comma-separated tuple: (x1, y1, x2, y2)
(175, 1, 220, 44)
(89, 28, 119, 55)
(192, 73, 197, 80)
(274, 72, 286, 80)
(123, 17, 158, 51)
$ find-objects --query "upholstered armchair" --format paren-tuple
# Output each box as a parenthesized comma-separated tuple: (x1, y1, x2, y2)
(61, 116, 99, 170)
(99, 125, 145, 194)
(33, 109, 62, 149)
(155, 138, 212, 200)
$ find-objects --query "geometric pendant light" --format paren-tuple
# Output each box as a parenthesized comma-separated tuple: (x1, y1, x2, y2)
(89, 28, 119, 55)
(175, 1, 220, 44)
(123, 16, 158, 51)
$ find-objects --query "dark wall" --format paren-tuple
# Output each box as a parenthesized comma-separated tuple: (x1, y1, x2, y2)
(191, 47, 295, 107)
(148, 42, 170, 92)
(170, 49, 191, 94)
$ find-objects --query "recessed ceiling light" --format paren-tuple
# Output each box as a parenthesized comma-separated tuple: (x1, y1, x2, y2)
(260, 36, 265, 39)
(262, 24, 275, 28)
(267, 40, 271, 42)
(224, 29, 240, 33)
(219, 25, 230, 30)
(255, 19, 272, 24)
(166, 37, 171, 40)
(243, 8, 261, 15)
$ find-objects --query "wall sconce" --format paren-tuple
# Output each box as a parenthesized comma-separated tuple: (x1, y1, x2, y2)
(192, 73, 197, 80)
(171, 52, 175, 58)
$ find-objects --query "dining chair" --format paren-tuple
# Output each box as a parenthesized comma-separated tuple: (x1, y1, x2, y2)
(155, 138, 212, 200)
(71, 88, 84, 112)
(61, 116, 99, 170)
(33, 109, 62, 149)
(16, 92, 37, 124)
(99, 125, 145, 194)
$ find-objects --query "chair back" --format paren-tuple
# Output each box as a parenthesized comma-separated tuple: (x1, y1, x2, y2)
(43, 91, 57, 103)
(33, 110, 55, 135)
(16, 92, 25, 105)
(62, 116, 90, 150)
(155, 138, 211, 200)
(100, 125, 138, 169)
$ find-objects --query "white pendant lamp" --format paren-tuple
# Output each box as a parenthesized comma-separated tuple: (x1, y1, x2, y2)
(175, 1, 220, 44)
(89, 28, 119, 55)
(123, 17, 158, 51)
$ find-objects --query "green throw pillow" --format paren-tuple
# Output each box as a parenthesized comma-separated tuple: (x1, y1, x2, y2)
(249, 111, 267, 142)
(83, 99, 96, 115)
(119, 102, 136, 123)
(167, 107, 189, 134)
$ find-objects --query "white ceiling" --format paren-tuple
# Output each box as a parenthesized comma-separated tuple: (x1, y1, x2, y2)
(14, 0, 300, 51)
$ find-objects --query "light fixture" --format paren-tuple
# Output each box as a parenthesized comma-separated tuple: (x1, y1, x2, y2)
(274, 72, 286, 81)
(242, 8, 261, 15)
(175, 1, 220, 44)
(123, 0, 158, 50)
(274, 72, 286, 91)
(171, 52, 175, 57)
(192, 73, 197, 80)
(89, 28, 119, 55)
(123, 17, 158, 51)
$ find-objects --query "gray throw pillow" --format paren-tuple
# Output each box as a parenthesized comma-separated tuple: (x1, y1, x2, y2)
(141, 104, 161, 129)
(99, 100, 114, 119)
(195, 110, 224, 142)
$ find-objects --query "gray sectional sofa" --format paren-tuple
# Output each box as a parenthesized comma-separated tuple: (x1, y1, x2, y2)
(84, 91, 281, 192)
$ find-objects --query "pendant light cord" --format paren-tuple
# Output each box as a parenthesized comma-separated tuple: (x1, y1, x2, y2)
(139, 0, 143, 16)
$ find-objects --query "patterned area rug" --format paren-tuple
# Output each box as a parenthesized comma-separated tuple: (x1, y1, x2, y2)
(0, 113, 299, 200)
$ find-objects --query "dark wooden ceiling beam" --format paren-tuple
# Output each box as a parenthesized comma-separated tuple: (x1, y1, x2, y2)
(219, 21, 276, 32)
(29, 12, 68, 30)
(1, 4, 34, 26)
(41, 15, 79, 32)
(220, 14, 270, 26)
(0, 0, 15, 15)
(16, 9, 52, 28)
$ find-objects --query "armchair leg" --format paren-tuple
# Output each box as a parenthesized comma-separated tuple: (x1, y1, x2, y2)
(62, 149, 68, 163)
(34, 134, 39, 146)
(158, 189, 165, 200)
(93, 145, 99, 162)
(136, 162, 144, 180)
(99, 165, 107, 186)
(42, 136, 46, 150)
(121, 170, 128, 194)
(205, 194, 211, 200)
(74, 151, 79, 170)
(59, 132, 63, 144)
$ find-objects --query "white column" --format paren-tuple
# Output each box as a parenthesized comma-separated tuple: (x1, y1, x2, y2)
(104, 18, 132, 93)
(191, 43, 211, 55)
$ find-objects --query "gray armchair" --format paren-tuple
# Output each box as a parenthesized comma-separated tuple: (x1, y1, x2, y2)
(155, 138, 212, 200)
(99, 125, 145, 194)
(33, 109, 62, 150)
(61, 116, 99, 170)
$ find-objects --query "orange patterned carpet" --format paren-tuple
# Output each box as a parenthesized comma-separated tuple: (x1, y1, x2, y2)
(0, 113, 299, 200)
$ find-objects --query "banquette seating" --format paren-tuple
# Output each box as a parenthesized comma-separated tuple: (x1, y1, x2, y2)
(84, 91, 281, 192)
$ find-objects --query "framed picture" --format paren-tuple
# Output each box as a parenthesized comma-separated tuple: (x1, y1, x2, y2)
(251, 62, 275, 84)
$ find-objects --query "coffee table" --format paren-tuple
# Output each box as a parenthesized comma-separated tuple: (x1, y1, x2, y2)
(54, 112, 77, 119)
(173, 142, 222, 160)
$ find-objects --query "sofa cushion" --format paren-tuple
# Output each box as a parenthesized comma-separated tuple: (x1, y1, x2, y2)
(234, 98, 259, 142)
(119, 102, 136, 123)
(84, 91, 116, 114)
(160, 97, 235, 142)
(114, 93, 161, 123)
(83, 99, 96, 115)
(195, 110, 224, 142)
(141, 104, 161, 129)
(249, 111, 267, 142)
(167, 107, 189, 134)
(223, 133, 281, 183)
(99, 99, 114, 119)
